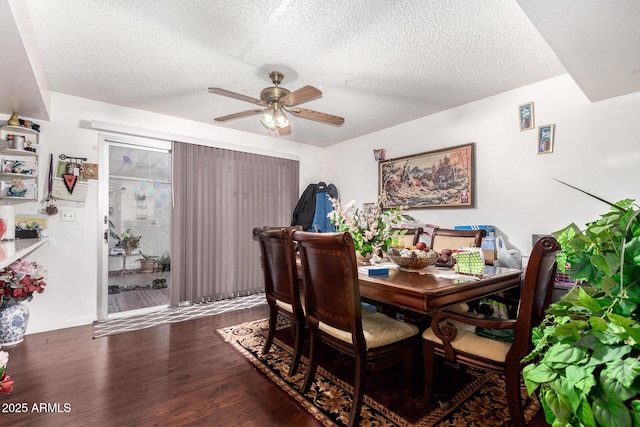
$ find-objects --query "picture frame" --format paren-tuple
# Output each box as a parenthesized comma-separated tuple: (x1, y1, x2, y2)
(519, 101, 535, 131)
(378, 143, 475, 209)
(537, 124, 555, 154)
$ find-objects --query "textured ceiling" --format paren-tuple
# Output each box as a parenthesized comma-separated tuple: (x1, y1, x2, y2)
(1, 1, 639, 147)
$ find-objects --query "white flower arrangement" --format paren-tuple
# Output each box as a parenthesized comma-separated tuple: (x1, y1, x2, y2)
(328, 195, 404, 257)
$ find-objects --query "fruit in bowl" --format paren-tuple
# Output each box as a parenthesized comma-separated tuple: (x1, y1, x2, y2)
(387, 247, 437, 271)
(435, 248, 457, 267)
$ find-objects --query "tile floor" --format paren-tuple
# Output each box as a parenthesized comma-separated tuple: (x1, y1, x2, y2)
(94, 292, 266, 338)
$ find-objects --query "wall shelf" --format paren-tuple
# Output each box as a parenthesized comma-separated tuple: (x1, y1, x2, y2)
(0, 237, 49, 269)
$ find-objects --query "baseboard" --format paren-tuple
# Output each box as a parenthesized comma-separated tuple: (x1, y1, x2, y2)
(25, 316, 97, 335)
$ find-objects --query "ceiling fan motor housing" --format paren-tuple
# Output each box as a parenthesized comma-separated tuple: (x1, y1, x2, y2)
(260, 86, 291, 104)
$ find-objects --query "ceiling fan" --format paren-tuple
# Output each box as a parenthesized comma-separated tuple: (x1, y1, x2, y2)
(208, 71, 344, 136)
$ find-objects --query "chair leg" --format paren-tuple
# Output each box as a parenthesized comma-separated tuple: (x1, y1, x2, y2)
(302, 331, 319, 394)
(348, 354, 366, 427)
(505, 362, 525, 427)
(423, 340, 436, 403)
(263, 304, 278, 355)
(288, 320, 304, 376)
(403, 340, 419, 396)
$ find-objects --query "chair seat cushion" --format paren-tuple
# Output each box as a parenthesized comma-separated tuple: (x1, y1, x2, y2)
(275, 293, 305, 314)
(422, 320, 511, 362)
(319, 312, 419, 349)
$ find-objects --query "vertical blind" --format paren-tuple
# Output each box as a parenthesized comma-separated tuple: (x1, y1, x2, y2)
(170, 141, 299, 305)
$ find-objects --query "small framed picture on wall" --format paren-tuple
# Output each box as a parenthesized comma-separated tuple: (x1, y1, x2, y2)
(519, 101, 534, 131)
(537, 124, 555, 154)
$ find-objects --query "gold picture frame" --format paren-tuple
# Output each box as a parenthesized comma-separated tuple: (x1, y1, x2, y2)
(537, 124, 555, 154)
(378, 143, 475, 209)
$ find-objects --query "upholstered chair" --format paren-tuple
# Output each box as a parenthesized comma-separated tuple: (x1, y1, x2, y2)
(422, 236, 561, 427)
(253, 226, 304, 376)
(429, 227, 486, 253)
(293, 230, 420, 427)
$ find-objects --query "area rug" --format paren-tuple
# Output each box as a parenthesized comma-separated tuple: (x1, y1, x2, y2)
(108, 287, 170, 313)
(217, 318, 541, 427)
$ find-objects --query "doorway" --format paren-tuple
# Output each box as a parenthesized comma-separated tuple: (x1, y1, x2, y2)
(98, 136, 171, 319)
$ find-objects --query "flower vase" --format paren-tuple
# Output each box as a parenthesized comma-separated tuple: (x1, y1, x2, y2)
(125, 247, 133, 255)
(0, 299, 30, 346)
(355, 252, 373, 263)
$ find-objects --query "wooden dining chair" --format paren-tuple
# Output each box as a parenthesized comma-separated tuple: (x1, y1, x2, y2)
(293, 230, 420, 427)
(391, 227, 424, 247)
(253, 226, 305, 376)
(422, 235, 561, 427)
(429, 227, 486, 253)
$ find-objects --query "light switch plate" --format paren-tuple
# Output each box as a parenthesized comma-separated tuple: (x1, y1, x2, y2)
(61, 210, 75, 222)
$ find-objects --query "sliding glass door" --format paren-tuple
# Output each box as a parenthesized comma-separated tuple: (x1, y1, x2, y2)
(98, 136, 171, 319)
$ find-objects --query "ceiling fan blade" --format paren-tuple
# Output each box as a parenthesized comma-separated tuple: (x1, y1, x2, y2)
(288, 107, 345, 126)
(214, 109, 264, 122)
(277, 125, 291, 136)
(280, 85, 322, 107)
(208, 87, 266, 106)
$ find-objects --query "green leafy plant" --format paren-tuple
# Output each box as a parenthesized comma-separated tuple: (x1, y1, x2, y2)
(135, 252, 157, 261)
(522, 188, 640, 427)
(157, 251, 170, 271)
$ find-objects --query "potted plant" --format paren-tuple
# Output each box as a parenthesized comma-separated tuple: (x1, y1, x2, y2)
(0, 260, 48, 346)
(522, 185, 640, 427)
(136, 253, 157, 273)
(120, 228, 141, 255)
(157, 251, 170, 272)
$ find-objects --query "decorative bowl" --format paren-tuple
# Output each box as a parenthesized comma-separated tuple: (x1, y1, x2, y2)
(387, 249, 437, 271)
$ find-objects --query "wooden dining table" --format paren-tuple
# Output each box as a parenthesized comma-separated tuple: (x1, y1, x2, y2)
(297, 257, 522, 316)
(356, 263, 521, 315)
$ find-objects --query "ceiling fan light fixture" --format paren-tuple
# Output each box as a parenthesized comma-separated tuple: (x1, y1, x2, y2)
(274, 109, 289, 128)
(210, 71, 344, 136)
(260, 108, 276, 129)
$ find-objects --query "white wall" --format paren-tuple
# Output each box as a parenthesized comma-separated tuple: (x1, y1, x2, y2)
(324, 74, 640, 255)
(7, 73, 640, 334)
(2, 91, 324, 334)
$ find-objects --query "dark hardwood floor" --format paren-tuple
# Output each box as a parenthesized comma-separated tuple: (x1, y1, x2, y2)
(1, 305, 315, 427)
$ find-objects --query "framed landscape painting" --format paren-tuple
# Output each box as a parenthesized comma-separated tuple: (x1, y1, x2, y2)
(378, 143, 475, 209)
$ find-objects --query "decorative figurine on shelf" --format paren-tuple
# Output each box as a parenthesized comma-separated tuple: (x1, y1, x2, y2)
(7, 113, 19, 126)
(18, 118, 40, 132)
(7, 178, 27, 197)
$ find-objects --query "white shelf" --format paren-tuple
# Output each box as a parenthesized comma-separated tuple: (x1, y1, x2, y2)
(0, 125, 40, 201)
(0, 237, 48, 269)
(0, 148, 38, 157)
(0, 125, 39, 135)
(0, 173, 38, 178)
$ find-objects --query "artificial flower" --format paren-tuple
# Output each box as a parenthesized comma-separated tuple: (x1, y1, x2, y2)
(0, 259, 47, 303)
(0, 351, 13, 395)
(328, 195, 405, 257)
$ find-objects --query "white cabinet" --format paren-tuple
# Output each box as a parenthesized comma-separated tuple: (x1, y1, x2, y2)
(0, 125, 40, 201)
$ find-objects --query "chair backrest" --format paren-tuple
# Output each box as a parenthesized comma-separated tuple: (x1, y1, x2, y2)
(509, 235, 561, 362)
(430, 228, 486, 253)
(262, 225, 303, 233)
(293, 230, 366, 351)
(253, 227, 301, 312)
(391, 227, 424, 247)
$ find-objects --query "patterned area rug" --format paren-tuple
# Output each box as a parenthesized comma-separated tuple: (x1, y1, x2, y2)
(217, 318, 540, 427)
(108, 287, 170, 313)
